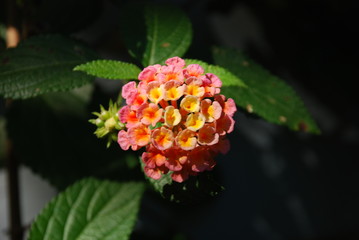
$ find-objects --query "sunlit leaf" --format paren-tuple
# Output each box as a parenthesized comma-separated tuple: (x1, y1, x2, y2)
(28, 178, 144, 240)
(74, 60, 141, 80)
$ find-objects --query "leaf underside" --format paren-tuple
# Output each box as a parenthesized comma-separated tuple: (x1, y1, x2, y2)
(212, 47, 320, 133)
(28, 178, 144, 240)
(0, 35, 97, 99)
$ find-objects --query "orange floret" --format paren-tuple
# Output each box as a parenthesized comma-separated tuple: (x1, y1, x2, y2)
(180, 95, 200, 112)
(185, 77, 205, 97)
(198, 124, 219, 145)
(137, 103, 163, 127)
(164, 80, 186, 101)
(128, 123, 151, 147)
(185, 112, 206, 131)
(151, 127, 174, 150)
(200, 99, 222, 122)
(176, 129, 197, 150)
(147, 81, 165, 104)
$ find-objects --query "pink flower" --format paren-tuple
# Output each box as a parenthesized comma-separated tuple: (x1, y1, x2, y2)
(165, 56, 186, 68)
(137, 103, 163, 127)
(117, 57, 237, 182)
(183, 64, 204, 78)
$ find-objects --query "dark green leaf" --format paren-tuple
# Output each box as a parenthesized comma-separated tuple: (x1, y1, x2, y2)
(185, 59, 246, 88)
(28, 178, 144, 240)
(74, 60, 141, 80)
(0, 35, 97, 99)
(121, 4, 192, 66)
(212, 47, 320, 134)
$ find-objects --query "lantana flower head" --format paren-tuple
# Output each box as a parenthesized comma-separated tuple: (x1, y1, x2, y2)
(118, 57, 236, 182)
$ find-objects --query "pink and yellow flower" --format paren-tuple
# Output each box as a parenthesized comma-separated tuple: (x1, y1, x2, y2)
(128, 123, 151, 147)
(137, 103, 163, 127)
(200, 99, 222, 122)
(185, 112, 206, 131)
(176, 129, 197, 150)
(146, 81, 165, 104)
(117, 57, 237, 183)
(180, 95, 200, 113)
(151, 127, 174, 150)
(164, 106, 181, 127)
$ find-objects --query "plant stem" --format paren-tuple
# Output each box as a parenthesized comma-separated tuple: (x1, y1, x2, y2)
(5, 138, 23, 240)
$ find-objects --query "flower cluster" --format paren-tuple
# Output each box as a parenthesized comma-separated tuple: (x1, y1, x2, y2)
(117, 57, 236, 182)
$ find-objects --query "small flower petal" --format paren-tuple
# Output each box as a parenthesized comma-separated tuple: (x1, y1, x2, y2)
(201, 99, 222, 122)
(117, 130, 130, 150)
(128, 123, 151, 146)
(176, 129, 197, 150)
(164, 105, 181, 127)
(147, 81, 165, 104)
(198, 124, 219, 145)
(151, 127, 174, 150)
(121, 81, 137, 100)
(137, 103, 163, 127)
(185, 112, 206, 131)
(183, 64, 204, 78)
(165, 57, 186, 68)
(164, 80, 186, 101)
(180, 95, 200, 112)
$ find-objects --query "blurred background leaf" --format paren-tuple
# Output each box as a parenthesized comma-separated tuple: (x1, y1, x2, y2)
(121, 3, 192, 66)
(213, 47, 320, 134)
(0, 35, 98, 99)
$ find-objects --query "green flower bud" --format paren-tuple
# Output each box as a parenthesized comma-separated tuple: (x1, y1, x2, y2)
(89, 99, 125, 148)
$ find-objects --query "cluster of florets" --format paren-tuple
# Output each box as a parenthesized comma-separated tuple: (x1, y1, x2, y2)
(117, 57, 236, 182)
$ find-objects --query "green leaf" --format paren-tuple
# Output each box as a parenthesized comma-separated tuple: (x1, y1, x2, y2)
(0, 35, 98, 99)
(212, 47, 320, 134)
(74, 60, 141, 80)
(28, 178, 144, 240)
(121, 4, 192, 66)
(185, 59, 247, 88)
